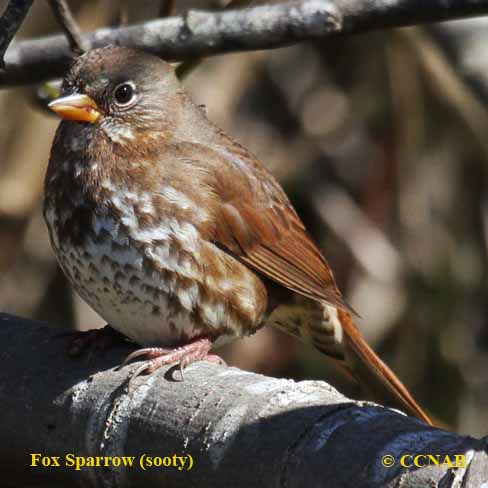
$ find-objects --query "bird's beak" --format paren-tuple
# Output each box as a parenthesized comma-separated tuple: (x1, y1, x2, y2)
(48, 93, 102, 123)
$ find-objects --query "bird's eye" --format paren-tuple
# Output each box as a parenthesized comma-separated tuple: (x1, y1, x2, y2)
(113, 82, 136, 106)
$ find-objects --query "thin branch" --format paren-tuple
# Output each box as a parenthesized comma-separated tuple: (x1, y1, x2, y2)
(0, 0, 340, 88)
(0, 0, 34, 68)
(400, 28, 488, 162)
(3, 0, 488, 87)
(47, 0, 88, 54)
(0, 312, 486, 487)
(175, 0, 256, 80)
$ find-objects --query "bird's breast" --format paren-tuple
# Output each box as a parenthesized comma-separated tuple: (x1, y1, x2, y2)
(43, 174, 268, 346)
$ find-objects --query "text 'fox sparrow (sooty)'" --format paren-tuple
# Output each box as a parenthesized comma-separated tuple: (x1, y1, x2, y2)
(44, 46, 431, 424)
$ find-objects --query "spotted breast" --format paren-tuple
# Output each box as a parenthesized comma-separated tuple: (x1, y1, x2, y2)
(44, 122, 268, 347)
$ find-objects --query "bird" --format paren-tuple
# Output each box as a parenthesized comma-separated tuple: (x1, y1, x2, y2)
(44, 46, 431, 424)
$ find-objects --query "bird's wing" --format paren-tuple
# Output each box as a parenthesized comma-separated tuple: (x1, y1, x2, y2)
(204, 141, 350, 312)
(214, 198, 351, 311)
(201, 142, 431, 425)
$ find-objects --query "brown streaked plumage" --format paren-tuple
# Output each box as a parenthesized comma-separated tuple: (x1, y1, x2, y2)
(44, 46, 431, 424)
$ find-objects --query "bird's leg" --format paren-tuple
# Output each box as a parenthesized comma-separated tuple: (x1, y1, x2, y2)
(65, 324, 127, 357)
(122, 337, 225, 388)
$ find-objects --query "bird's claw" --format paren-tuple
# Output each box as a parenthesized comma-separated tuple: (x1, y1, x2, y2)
(123, 338, 225, 391)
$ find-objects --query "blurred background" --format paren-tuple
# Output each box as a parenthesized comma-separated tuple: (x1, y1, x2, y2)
(1, 0, 488, 435)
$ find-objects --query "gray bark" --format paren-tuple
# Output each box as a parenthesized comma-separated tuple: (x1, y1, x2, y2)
(0, 312, 487, 487)
(4, 0, 488, 86)
(0, 0, 33, 68)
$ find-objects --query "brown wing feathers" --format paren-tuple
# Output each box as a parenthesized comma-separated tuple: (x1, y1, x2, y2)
(210, 146, 431, 424)
(217, 198, 431, 424)
(219, 201, 348, 310)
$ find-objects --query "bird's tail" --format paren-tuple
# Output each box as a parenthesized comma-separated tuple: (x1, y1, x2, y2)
(267, 298, 431, 424)
(336, 309, 432, 425)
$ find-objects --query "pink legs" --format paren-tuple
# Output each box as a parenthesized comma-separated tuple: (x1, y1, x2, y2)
(122, 337, 225, 388)
(63, 326, 225, 388)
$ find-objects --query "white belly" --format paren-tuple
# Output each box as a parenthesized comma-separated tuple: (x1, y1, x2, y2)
(44, 200, 263, 347)
(43, 161, 269, 346)
(57, 234, 204, 347)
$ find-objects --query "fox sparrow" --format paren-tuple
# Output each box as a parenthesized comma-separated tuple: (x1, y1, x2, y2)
(45, 46, 430, 424)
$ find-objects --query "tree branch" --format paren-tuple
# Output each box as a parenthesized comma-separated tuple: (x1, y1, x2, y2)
(47, 0, 88, 54)
(3, 0, 488, 87)
(0, 0, 33, 68)
(0, 312, 487, 487)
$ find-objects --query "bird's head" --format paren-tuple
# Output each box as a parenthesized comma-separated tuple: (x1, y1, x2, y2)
(49, 46, 182, 145)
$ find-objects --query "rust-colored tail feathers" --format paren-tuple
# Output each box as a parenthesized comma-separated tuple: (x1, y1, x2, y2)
(337, 309, 432, 425)
(210, 139, 432, 424)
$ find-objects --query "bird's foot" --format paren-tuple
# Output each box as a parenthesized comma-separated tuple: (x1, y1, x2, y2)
(65, 324, 127, 357)
(122, 337, 225, 389)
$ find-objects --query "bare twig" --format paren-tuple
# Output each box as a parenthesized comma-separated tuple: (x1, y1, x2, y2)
(47, 0, 88, 54)
(0, 312, 487, 487)
(3, 0, 488, 87)
(1, 0, 340, 87)
(400, 28, 488, 161)
(0, 0, 33, 68)
(175, 0, 255, 80)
